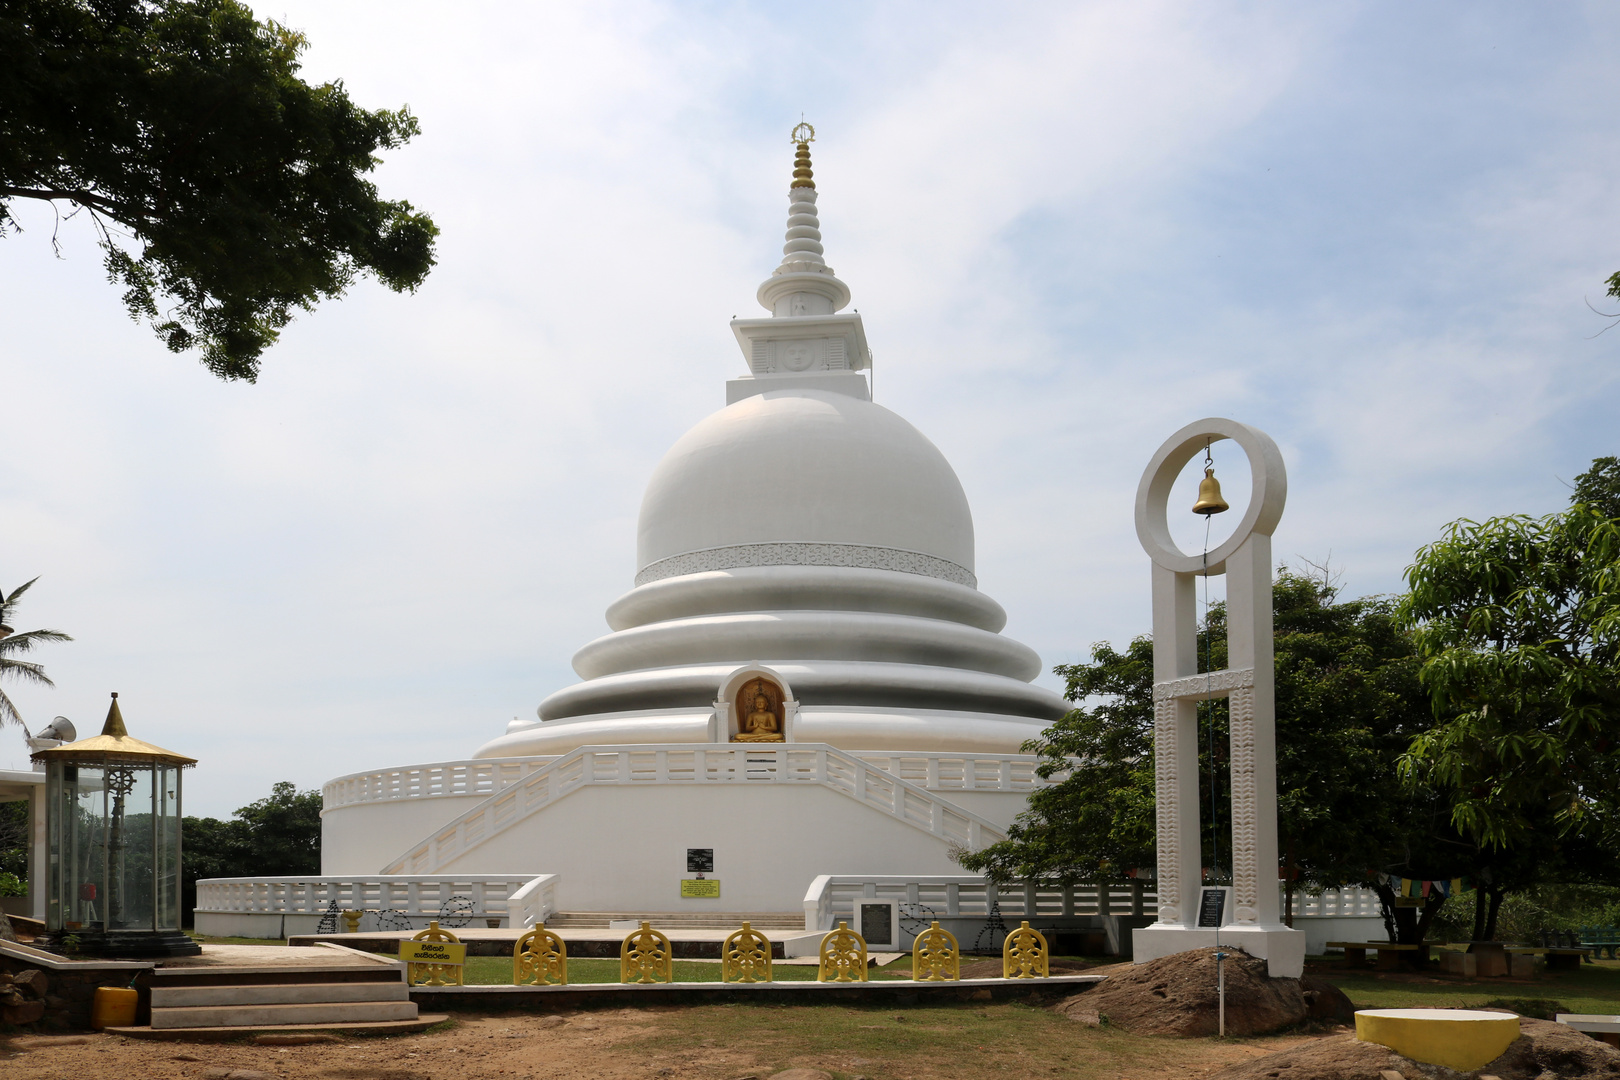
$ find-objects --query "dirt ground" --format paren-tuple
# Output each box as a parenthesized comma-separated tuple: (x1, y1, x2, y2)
(0, 1007, 1330, 1080)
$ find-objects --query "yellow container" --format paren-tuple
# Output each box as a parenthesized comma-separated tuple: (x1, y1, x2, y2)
(1355, 1008, 1519, 1071)
(91, 986, 139, 1030)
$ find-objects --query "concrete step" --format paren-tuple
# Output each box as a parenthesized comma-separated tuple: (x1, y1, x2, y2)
(149, 965, 403, 987)
(152, 982, 410, 1008)
(151, 1000, 418, 1030)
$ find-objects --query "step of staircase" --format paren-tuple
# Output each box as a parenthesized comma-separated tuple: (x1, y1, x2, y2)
(544, 911, 805, 930)
(153, 1000, 420, 1029)
(145, 962, 422, 1033)
(152, 981, 410, 1008)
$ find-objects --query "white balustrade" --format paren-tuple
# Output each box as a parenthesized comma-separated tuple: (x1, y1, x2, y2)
(380, 744, 1009, 876)
(802, 874, 1160, 932)
(325, 750, 1057, 815)
(322, 758, 558, 812)
(193, 874, 558, 930)
(800, 875, 1379, 932)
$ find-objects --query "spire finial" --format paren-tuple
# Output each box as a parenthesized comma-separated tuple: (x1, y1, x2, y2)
(102, 691, 128, 738)
(790, 122, 815, 190)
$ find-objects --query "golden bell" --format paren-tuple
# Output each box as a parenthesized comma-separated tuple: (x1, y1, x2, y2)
(1192, 467, 1230, 516)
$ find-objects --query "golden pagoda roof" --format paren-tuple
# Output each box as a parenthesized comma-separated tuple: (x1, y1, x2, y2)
(31, 694, 196, 767)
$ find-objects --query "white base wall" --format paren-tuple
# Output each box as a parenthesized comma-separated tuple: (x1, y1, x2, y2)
(194, 912, 331, 939)
(1290, 915, 1388, 956)
(429, 782, 969, 913)
(323, 795, 493, 875)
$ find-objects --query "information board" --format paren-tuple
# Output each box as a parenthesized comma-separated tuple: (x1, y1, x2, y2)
(1196, 888, 1227, 928)
(680, 878, 721, 898)
(686, 848, 715, 873)
(399, 939, 467, 966)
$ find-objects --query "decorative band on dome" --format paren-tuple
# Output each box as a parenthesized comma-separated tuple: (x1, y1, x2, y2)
(635, 542, 977, 589)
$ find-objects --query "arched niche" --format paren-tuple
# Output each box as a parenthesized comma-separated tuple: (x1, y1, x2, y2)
(711, 664, 799, 743)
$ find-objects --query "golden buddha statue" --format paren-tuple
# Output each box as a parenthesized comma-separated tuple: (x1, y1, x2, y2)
(732, 692, 785, 742)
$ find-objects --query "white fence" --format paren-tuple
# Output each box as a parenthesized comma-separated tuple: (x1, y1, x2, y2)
(193, 874, 559, 937)
(1287, 886, 1381, 918)
(803, 875, 1158, 933)
(803, 875, 1382, 932)
(325, 750, 1057, 814)
(381, 744, 1010, 875)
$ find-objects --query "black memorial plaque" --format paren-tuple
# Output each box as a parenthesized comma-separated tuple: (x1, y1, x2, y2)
(859, 902, 893, 946)
(1196, 888, 1227, 928)
(686, 848, 715, 874)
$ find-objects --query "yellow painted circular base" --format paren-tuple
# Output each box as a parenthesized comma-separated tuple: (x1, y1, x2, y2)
(1354, 1008, 1520, 1072)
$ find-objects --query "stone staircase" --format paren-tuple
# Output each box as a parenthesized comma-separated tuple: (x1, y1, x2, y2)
(111, 964, 446, 1039)
(544, 911, 805, 930)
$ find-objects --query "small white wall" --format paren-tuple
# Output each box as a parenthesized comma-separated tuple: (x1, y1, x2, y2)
(435, 782, 967, 913)
(322, 795, 492, 874)
(193, 912, 330, 939)
(1291, 915, 1388, 955)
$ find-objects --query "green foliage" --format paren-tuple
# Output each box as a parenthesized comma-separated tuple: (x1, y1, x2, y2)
(0, 871, 25, 897)
(0, 0, 438, 380)
(182, 780, 321, 924)
(1573, 456, 1620, 521)
(1399, 458, 1620, 851)
(957, 636, 1157, 884)
(959, 571, 1444, 901)
(0, 576, 72, 728)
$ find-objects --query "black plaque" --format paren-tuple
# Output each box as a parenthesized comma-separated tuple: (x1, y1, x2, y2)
(686, 848, 715, 873)
(859, 902, 893, 945)
(1196, 888, 1227, 928)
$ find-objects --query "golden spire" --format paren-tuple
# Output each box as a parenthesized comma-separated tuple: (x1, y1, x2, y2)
(101, 691, 129, 738)
(790, 121, 815, 189)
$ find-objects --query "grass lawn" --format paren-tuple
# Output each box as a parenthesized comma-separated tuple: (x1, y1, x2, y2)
(1318, 957, 1620, 1017)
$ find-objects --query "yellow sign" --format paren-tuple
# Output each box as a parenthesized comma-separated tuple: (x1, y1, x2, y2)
(400, 939, 467, 965)
(680, 878, 721, 899)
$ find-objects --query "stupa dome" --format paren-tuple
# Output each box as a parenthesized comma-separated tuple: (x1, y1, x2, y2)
(469, 126, 1067, 760)
(636, 389, 976, 588)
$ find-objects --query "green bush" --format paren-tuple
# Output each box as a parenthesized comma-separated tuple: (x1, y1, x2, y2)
(0, 872, 26, 897)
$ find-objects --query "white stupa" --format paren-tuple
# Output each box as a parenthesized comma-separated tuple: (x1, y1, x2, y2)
(319, 128, 1067, 915)
(477, 129, 1063, 759)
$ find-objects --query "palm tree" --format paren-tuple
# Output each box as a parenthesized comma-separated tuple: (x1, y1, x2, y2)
(0, 578, 73, 727)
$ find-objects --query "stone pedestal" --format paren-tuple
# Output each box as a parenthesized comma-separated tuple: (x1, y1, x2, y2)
(1132, 923, 1307, 979)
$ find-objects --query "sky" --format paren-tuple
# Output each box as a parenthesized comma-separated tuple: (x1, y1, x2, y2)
(2, 1, 1617, 817)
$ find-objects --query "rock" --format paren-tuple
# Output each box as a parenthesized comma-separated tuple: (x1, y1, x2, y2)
(1055, 947, 1306, 1037)
(173, 1053, 205, 1061)
(771, 1072, 834, 1080)
(201, 1068, 233, 1079)
(12, 968, 47, 996)
(2, 1000, 45, 1024)
(0, 988, 24, 1007)
(1206, 1017, 1620, 1080)
(1300, 974, 1357, 1024)
(530, 1015, 566, 1030)
(252, 1033, 340, 1045)
(226, 1071, 278, 1080)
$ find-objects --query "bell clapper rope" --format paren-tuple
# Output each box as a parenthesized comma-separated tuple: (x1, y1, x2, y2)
(1195, 437, 1227, 1037)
